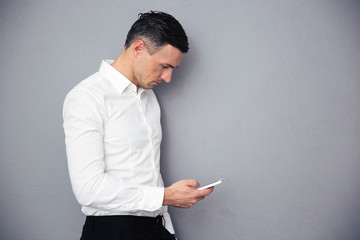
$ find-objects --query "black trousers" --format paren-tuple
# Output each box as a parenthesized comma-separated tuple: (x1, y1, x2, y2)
(80, 215, 176, 240)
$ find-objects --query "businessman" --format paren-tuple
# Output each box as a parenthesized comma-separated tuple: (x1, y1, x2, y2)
(63, 11, 213, 240)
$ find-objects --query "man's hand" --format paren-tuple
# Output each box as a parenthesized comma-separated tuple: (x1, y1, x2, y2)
(163, 179, 214, 208)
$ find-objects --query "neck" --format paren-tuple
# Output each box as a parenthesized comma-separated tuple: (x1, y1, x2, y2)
(111, 48, 136, 87)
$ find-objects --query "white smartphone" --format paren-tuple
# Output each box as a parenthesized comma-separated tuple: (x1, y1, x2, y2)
(197, 178, 225, 190)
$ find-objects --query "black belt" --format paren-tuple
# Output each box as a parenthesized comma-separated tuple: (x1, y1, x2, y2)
(86, 214, 165, 226)
(83, 215, 175, 240)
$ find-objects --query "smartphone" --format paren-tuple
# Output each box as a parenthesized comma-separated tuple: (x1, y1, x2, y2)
(197, 178, 225, 190)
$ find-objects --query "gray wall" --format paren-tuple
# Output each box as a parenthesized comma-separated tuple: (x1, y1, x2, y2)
(1, 0, 360, 239)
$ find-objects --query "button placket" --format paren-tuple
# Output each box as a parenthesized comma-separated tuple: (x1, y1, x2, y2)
(137, 92, 158, 184)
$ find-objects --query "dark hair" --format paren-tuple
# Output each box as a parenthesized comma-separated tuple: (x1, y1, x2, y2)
(125, 11, 189, 54)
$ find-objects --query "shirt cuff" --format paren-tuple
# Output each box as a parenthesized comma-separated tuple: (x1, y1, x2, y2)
(138, 185, 164, 211)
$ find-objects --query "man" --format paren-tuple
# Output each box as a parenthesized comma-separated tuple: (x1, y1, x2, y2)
(63, 11, 213, 240)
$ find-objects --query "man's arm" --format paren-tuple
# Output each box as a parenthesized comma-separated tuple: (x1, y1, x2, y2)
(63, 90, 164, 212)
(163, 179, 214, 208)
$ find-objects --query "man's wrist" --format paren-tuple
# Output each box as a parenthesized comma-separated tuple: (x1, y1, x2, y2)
(163, 187, 174, 206)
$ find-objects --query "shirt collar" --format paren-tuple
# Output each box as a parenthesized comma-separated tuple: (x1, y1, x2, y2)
(99, 59, 138, 94)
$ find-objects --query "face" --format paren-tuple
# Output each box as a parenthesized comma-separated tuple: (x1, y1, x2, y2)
(133, 43, 184, 89)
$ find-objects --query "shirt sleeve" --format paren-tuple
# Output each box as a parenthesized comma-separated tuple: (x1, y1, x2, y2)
(63, 90, 164, 213)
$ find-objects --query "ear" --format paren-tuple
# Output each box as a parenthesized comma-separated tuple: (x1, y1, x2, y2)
(132, 40, 147, 57)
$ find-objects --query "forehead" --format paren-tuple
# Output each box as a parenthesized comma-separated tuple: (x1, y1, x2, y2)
(151, 44, 184, 67)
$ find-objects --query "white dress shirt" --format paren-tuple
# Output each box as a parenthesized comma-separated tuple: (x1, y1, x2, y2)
(63, 60, 174, 233)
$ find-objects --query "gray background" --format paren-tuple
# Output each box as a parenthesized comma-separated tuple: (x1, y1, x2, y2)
(1, 0, 360, 239)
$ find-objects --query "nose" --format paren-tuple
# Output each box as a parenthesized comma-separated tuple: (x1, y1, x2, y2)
(161, 69, 174, 83)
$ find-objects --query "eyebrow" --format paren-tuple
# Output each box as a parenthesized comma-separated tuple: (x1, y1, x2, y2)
(163, 64, 179, 69)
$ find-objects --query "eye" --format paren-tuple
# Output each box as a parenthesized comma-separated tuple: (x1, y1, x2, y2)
(161, 64, 169, 69)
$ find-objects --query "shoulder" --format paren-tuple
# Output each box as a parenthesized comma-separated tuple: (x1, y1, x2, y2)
(65, 71, 113, 104)
(63, 72, 113, 118)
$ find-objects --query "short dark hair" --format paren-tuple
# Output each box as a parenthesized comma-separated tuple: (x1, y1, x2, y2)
(125, 11, 189, 54)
